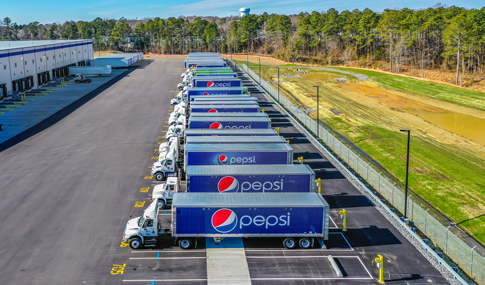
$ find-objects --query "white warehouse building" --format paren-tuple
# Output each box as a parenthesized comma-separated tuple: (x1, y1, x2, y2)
(0, 40, 94, 99)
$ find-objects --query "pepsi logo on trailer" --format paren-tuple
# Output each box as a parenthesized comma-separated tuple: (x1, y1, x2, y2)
(218, 155, 229, 165)
(218, 176, 239, 193)
(209, 122, 223, 129)
(211, 209, 238, 233)
(207, 81, 215, 87)
(208, 109, 218, 113)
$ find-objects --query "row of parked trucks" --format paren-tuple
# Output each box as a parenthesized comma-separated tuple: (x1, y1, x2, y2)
(123, 52, 330, 250)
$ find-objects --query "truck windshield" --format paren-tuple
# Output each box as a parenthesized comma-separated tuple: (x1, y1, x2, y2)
(138, 217, 145, 227)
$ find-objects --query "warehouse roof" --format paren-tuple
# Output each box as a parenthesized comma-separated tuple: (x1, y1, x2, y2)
(0, 40, 91, 51)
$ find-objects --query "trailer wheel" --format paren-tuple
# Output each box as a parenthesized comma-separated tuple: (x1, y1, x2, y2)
(155, 172, 164, 181)
(179, 238, 192, 249)
(129, 237, 143, 249)
(283, 238, 296, 249)
(158, 200, 166, 209)
(299, 238, 311, 249)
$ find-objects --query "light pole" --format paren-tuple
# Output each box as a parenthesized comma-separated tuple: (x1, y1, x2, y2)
(259, 57, 261, 84)
(313, 86, 319, 137)
(247, 45, 249, 70)
(400, 129, 411, 219)
(277, 66, 280, 102)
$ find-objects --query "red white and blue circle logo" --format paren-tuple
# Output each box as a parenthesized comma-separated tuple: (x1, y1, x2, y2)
(218, 154, 228, 165)
(212, 209, 237, 233)
(208, 109, 218, 113)
(207, 81, 215, 87)
(210, 122, 223, 129)
(203, 92, 209, 95)
(218, 176, 239, 193)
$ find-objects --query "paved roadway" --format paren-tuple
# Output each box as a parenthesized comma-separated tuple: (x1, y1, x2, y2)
(0, 58, 189, 284)
(0, 58, 449, 284)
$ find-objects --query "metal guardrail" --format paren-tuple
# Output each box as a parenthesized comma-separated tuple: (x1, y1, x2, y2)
(229, 57, 478, 285)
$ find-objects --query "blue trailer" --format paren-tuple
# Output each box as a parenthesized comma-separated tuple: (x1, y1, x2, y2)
(190, 113, 268, 118)
(171, 193, 330, 249)
(190, 101, 259, 106)
(184, 129, 277, 140)
(184, 61, 227, 69)
(184, 143, 293, 169)
(190, 104, 260, 113)
(192, 72, 238, 78)
(186, 164, 315, 193)
(186, 87, 248, 102)
(191, 96, 256, 103)
(191, 76, 242, 88)
(186, 136, 286, 145)
(192, 96, 256, 103)
(188, 116, 271, 129)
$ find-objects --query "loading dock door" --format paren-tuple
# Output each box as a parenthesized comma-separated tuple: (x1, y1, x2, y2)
(0, 83, 6, 99)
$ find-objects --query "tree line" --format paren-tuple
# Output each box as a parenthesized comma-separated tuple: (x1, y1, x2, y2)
(2, 5, 485, 82)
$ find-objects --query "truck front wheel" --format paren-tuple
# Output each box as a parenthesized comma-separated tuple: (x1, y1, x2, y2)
(155, 172, 164, 181)
(179, 238, 192, 249)
(129, 237, 143, 249)
(158, 199, 166, 209)
(299, 238, 311, 249)
(283, 238, 296, 249)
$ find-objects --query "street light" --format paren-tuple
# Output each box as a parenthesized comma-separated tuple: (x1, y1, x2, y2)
(247, 43, 249, 69)
(313, 86, 319, 137)
(259, 57, 261, 84)
(400, 129, 411, 220)
(277, 66, 280, 102)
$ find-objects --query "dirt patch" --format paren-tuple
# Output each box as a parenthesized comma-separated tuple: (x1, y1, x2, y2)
(344, 82, 445, 113)
(302, 73, 340, 80)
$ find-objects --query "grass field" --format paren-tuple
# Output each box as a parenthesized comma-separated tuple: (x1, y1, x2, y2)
(333, 67, 485, 112)
(237, 60, 485, 244)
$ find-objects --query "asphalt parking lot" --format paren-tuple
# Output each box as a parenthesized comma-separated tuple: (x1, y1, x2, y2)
(0, 58, 449, 284)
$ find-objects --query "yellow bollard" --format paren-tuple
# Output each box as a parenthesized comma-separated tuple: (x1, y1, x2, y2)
(339, 209, 347, 232)
(275, 127, 280, 135)
(261, 109, 265, 113)
(373, 255, 385, 284)
(287, 140, 290, 144)
(298, 156, 303, 164)
(315, 178, 322, 194)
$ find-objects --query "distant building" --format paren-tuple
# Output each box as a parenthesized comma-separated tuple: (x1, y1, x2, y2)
(0, 40, 93, 98)
(239, 7, 250, 17)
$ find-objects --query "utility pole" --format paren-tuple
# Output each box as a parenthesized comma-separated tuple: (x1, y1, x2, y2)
(313, 86, 319, 137)
(400, 129, 411, 220)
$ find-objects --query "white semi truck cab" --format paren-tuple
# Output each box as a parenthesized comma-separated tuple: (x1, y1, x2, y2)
(152, 144, 183, 181)
(123, 198, 162, 249)
(152, 177, 180, 209)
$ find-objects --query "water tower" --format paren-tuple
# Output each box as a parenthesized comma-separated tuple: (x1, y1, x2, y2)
(239, 7, 250, 17)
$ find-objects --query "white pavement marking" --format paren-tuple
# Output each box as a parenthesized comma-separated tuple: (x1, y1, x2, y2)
(251, 277, 373, 281)
(329, 215, 339, 228)
(129, 257, 205, 260)
(357, 256, 374, 278)
(123, 279, 207, 282)
(207, 248, 251, 285)
(131, 249, 206, 253)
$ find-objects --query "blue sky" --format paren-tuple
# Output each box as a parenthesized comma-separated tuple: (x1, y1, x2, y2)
(2, 0, 483, 25)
